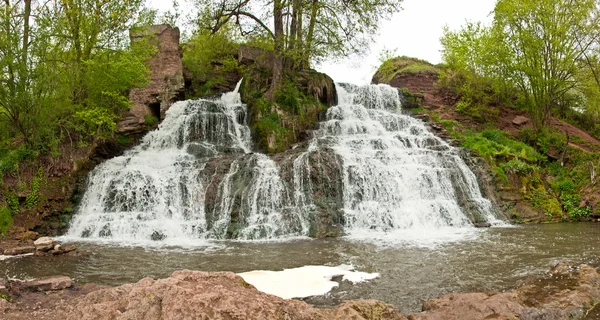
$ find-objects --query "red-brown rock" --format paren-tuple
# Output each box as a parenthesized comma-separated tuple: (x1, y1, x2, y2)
(118, 24, 185, 133)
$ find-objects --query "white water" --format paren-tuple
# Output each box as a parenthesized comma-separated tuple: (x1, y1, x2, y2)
(308, 84, 502, 245)
(238, 265, 379, 299)
(65, 81, 502, 246)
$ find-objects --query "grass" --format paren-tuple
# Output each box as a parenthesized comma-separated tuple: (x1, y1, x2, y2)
(376, 56, 441, 82)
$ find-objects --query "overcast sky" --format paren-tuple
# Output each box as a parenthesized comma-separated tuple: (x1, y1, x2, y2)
(149, 0, 497, 84)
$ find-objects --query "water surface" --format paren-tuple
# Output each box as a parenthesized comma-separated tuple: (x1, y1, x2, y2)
(2, 224, 599, 313)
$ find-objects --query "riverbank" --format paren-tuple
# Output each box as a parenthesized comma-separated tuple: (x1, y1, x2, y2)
(1, 261, 599, 319)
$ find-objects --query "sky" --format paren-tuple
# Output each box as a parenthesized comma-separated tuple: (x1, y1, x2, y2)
(149, 0, 497, 84)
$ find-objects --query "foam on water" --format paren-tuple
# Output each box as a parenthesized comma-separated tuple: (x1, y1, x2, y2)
(238, 265, 379, 299)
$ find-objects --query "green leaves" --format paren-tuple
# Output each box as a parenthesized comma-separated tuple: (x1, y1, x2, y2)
(442, 0, 598, 131)
(0, 0, 154, 157)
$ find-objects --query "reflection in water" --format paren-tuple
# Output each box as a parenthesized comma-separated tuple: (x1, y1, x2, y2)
(2, 224, 599, 313)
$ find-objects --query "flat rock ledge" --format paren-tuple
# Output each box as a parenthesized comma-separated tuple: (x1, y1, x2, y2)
(1, 263, 599, 320)
(2, 237, 77, 259)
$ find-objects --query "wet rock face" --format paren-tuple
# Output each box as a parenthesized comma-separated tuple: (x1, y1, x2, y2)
(118, 24, 185, 133)
(199, 146, 344, 239)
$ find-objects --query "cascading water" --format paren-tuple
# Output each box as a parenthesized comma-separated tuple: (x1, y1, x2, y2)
(307, 84, 501, 243)
(65, 81, 501, 245)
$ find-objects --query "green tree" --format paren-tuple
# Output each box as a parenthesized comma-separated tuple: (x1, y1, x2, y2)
(441, 0, 599, 131)
(493, 0, 598, 130)
(193, 0, 403, 99)
(0, 0, 155, 153)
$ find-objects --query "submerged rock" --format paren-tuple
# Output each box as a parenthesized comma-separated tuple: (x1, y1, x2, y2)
(13, 276, 73, 292)
(3, 246, 35, 255)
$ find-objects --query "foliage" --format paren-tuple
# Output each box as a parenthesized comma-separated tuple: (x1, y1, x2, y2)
(0, 206, 13, 235)
(194, 0, 403, 73)
(25, 167, 45, 210)
(376, 56, 440, 83)
(461, 129, 543, 165)
(0, 0, 155, 182)
(500, 159, 539, 175)
(144, 115, 159, 127)
(182, 27, 242, 97)
(441, 0, 599, 131)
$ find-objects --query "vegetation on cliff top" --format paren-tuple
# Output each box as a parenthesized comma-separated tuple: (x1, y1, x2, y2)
(194, 0, 403, 99)
(376, 56, 441, 83)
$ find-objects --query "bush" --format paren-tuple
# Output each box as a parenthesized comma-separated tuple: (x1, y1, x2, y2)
(501, 159, 540, 175)
(0, 206, 13, 236)
(462, 129, 543, 165)
(144, 115, 159, 126)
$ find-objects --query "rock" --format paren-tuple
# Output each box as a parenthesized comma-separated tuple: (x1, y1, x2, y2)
(473, 222, 491, 228)
(238, 45, 275, 70)
(329, 300, 408, 320)
(34, 237, 54, 252)
(430, 124, 443, 131)
(15, 230, 39, 241)
(512, 115, 530, 126)
(3, 246, 36, 255)
(61, 244, 77, 253)
(47, 270, 404, 320)
(499, 191, 522, 202)
(409, 292, 524, 320)
(409, 263, 600, 320)
(118, 24, 185, 133)
(372, 57, 444, 108)
(19, 276, 73, 292)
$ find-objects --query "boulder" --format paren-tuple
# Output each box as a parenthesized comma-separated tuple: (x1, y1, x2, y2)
(34, 237, 54, 252)
(118, 24, 185, 133)
(19, 276, 73, 292)
(40, 270, 404, 320)
(3, 246, 35, 255)
(512, 116, 530, 126)
(238, 45, 275, 70)
(14, 230, 38, 241)
(409, 263, 600, 320)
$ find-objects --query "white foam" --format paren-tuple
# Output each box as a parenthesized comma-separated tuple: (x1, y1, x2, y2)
(344, 227, 483, 249)
(0, 253, 34, 261)
(237, 264, 379, 299)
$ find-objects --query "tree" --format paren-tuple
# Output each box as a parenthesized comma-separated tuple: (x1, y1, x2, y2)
(493, 0, 597, 130)
(441, 0, 599, 131)
(0, 0, 155, 151)
(194, 0, 403, 99)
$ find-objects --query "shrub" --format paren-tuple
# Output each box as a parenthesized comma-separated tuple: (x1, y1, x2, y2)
(462, 129, 543, 165)
(144, 115, 159, 126)
(0, 206, 13, 236)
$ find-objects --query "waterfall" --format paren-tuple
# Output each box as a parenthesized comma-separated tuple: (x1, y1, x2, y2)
(65, 81, 501, 245)
(309, 84, 500, 242)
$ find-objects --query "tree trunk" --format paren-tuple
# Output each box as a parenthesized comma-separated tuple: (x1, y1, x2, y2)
(288, 0, 299, 55)
(296, 0, 303, 70)
(303, 0, 319, 70)
(267, 0, 285, 101)
(21, 0, 30, 83)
